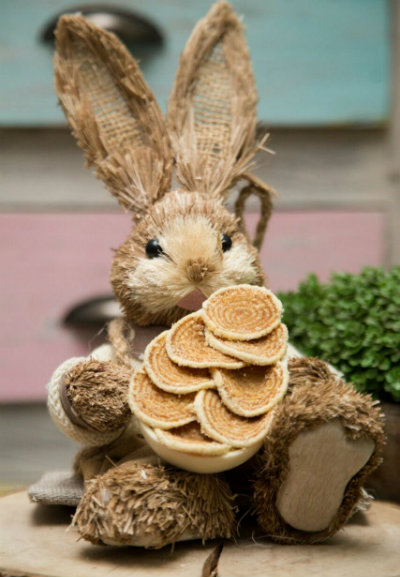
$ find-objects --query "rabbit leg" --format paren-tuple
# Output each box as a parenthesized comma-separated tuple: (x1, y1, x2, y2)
(252, 357, 385, 544)
(72, 461, 236, 547)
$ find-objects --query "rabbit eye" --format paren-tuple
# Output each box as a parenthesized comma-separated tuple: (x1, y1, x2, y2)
(145, 239, 164, 258)
(221, 234, 232, 252)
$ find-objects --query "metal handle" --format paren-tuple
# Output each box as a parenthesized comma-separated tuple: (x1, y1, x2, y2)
(41, 4, 163, 50)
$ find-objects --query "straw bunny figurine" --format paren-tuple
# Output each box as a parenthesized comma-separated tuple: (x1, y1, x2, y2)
(44, 2, 384, 547)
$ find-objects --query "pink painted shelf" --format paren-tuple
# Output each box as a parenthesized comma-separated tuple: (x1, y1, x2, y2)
(0, 211, 383, 401)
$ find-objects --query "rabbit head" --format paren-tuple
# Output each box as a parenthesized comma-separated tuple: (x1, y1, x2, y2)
(54, 1, 274, 327)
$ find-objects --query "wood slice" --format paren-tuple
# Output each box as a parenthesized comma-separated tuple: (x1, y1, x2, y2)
(0, 492, 399, 577)
(218, 501, 400, 577)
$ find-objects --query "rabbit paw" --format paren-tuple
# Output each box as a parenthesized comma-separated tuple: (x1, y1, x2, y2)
(64, 359, 131, 432)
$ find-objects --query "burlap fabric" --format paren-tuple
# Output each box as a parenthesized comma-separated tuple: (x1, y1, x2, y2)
(28, 471, 84, 506)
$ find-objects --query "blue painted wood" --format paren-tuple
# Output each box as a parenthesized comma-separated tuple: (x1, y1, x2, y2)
(0, 0, 390, 126)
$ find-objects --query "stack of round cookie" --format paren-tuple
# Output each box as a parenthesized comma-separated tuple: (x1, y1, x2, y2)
(128, 285, 289, 473)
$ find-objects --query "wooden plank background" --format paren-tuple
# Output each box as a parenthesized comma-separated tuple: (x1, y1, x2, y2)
(0, 0, 390, 126)
(0, 0, 397, 403)
(0, 210, 383, 402)
(0, 128, 390, 211)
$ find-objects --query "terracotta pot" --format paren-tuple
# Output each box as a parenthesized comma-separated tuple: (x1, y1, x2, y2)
(366, 402, 400, 503)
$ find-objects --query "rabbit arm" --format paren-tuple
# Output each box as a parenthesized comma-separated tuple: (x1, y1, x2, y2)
(47, 345, 132, 446)
(286, 342, 342, 378)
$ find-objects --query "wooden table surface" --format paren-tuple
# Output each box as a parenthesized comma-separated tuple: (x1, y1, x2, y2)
(0, 492, 399, 577)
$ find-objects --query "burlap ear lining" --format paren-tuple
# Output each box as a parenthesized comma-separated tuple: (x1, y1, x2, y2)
(54, 15, 173, 220)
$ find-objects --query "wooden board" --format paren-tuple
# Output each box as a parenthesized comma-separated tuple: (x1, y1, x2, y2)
(0, 492, 399, 577)
(0, 211, 383, 402)
(0, 129, 390, 212)
(0, 0, 390, 127)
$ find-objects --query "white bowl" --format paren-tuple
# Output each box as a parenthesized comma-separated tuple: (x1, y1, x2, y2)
(141, 424, 262, 473)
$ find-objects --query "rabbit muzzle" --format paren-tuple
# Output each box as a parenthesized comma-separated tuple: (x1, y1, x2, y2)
(186, 258, 210, 283)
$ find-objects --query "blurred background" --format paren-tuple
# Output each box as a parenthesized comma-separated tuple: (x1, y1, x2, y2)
(0, 0, 398, 489)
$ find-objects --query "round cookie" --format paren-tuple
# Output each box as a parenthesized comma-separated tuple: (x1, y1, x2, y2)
(206, 323, 288, 365)
(202, 284, 282, 341)
(129, 369, 196, 429)
(166, 312, 244, 369)
(195, 389, 275, 447)
(212, 361, 289, 417)
(145, 331, 215, 393)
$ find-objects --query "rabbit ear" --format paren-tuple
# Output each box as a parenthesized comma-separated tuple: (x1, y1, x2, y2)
(54, 15, 172, 220)
(167, 1, 258, 199)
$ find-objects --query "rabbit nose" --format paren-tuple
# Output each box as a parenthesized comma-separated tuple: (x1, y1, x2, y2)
(186, 258, 209, 283)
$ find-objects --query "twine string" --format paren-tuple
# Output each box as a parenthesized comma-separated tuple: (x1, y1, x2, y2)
(107, 317, 136, 369)
(234, 174, 275, 250)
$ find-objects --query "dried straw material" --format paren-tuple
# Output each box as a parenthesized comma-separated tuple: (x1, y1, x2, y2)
(195, 389, 274, 447)
(144, 331, 215, 393)
(73, 460, 236, 547)
(47, 356, 125, 446)
(206, 323, 288, 365)
(202, 284, 282, 340)
(212, 361, 289, 417)
(167, 1, 258, 199)
(54, 15, 172, 221)
(47, 1, 387, 545)
(235, 173, 276, 250)
(110, 189, 265, 328)
(154, 422, 230, 456)
(251, 356, 386, 544)
(166, 312, 244, 369)
(107, 317, 136, 369)
(64, 359, 131, 432)
(128, 369, 195, 429)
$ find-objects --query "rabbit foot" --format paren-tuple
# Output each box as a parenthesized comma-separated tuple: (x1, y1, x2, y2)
(72, 461, 236, 547)
(275, 420, 374, 532)
(252, 357, 385, 544)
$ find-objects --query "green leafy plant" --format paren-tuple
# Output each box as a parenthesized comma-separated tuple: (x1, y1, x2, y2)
(278, 267, 400, 402)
